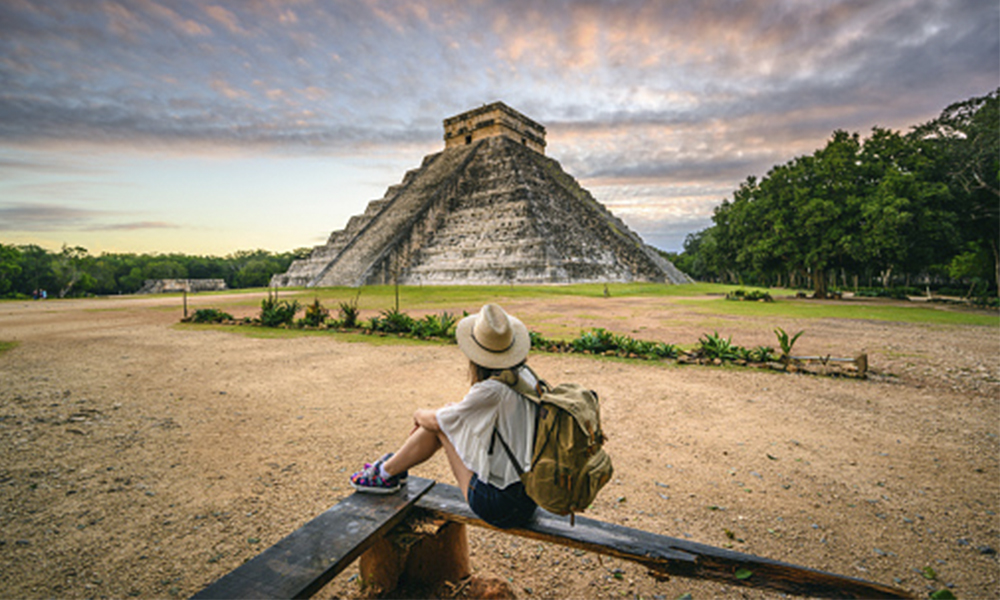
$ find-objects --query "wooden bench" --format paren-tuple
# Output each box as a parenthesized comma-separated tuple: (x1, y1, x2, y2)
(191, 478, 434, 599)
(192, 477, 912, 599)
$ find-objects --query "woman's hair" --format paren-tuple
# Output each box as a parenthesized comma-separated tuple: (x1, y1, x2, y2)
(468, 359, 526, 385)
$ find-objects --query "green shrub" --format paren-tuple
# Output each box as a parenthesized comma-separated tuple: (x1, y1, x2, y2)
(749, 345, 775, 362)
(726, 289, 774, 302)
(301, 298, 329, 327)
(571, 328, 617, 354)
(370, 307, 414, 334)
(191, 308, 233, 323)
(338, 293, 361, 328)
(410, 312, 458, 339)
(854, 287, 917, 300)
(649, 342, 679, 359)
(697, 331, 740, 361)
(773, 327, 804, 360)
(260, 290, 300, 327)
(972, 296, 1000, 308)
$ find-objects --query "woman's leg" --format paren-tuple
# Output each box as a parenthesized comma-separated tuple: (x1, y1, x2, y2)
(434, 430, 474, 500)
(383, 427, 474, 500)
(383, 426, 440, 474)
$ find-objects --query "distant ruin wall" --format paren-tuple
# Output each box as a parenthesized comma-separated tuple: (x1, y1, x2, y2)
(137, 279, 227, 294)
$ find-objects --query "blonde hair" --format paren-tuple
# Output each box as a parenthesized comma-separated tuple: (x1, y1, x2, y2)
(468, 360, 525, 385)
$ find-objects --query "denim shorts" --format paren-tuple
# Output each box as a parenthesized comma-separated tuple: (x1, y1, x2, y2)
(467, 474, 537, 529)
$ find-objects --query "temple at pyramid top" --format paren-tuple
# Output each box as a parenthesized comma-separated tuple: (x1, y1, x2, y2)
(270, 103, 691, 288)
(443, 101, 547, 154)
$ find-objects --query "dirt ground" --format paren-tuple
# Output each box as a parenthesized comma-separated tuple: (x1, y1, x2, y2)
(0, 290, 997, 599)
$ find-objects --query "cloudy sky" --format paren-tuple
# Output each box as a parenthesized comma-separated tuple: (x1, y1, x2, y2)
(1, 0, 997, 256)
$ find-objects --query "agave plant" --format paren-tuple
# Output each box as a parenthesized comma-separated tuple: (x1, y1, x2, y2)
(301, 298, 329, 327)
(436, 311, 458, 338)
(338, 297, 361, 328)
(191, 308, 233, 323)
(377, 307, 415, 334)
(650, 342, 679, 359)
(749, 345, 776, 363)
(529, 330, 552, 348)
(697, 331, 740, 361)
(572, 328, 617, 354)
(410, 312, 457, 339)
(259, 289, 299, 327)
(774, 327, 804, 361)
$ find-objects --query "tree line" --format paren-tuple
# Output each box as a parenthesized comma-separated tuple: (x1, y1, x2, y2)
(670, 89, 998, 299)
(0, 245, 308, 298)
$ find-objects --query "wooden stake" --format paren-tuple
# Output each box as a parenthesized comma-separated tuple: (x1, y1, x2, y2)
(360, 518, 470, 595)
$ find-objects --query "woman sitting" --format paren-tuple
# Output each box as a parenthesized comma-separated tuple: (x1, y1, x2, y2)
(350, 303, 538, 529)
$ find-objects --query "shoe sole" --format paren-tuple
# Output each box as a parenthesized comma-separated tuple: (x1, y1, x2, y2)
(350, 481, 402, 494)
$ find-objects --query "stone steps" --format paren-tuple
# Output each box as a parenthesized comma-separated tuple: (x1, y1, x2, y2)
(272, 134, 692, 288)
(312, 145, 479, 286)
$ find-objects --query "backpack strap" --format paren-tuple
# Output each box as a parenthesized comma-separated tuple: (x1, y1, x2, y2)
(487, 364, 547, 476)
(490, 427, 525, 477)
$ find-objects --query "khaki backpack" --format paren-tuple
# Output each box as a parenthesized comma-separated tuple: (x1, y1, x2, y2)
(491, 367, 613, 524)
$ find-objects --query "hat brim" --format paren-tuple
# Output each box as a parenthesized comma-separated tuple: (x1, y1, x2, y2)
(455, 312, 531, 369)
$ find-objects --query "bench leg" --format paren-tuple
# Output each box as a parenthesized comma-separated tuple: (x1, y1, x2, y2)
(360, 519, 470, 595)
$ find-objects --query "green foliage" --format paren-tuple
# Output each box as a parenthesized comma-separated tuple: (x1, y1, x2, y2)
(675, 89, 999, 297)
(362, 307, 456, 339)
(735, 345, 776, 363)
(50, 244, 90, 298)
(773, 328, 804, 359)
(529, 330, 554, 348)
(409, 312, 457, 339)
(301, 298, 329, 327)
(853, 287, 917, 300)
(259, 289, 300, 327)
(368, 307, 415, 334)
(337, 293, 361, 328)
(571, 328, 618, 354)
(191, 308, 234, 323)
(0, 340, 19, 355)
(726, 289, 773, 302)
(0, 244, 22, 296)
(0, 245, 300, 297)
(697, 331, 740, 361)
(558, 328, 678, 360)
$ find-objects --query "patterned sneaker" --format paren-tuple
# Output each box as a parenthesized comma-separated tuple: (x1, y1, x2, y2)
(363, 453, 408, 483)
(350, 457, 402, 494)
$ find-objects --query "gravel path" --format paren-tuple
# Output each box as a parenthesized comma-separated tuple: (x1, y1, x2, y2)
(1, 292, 997, 599)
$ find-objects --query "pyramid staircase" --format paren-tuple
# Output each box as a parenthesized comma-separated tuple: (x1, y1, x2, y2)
(272, 137, 691, 287)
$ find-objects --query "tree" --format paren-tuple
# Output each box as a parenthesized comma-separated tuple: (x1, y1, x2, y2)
(145, 259, 188, 280)
(50, 245, 90, 298)
(0, 244, 22, 296)
(912, 88, 999, 294)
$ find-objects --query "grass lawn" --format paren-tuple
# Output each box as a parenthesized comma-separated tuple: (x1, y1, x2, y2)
(171, 282, 998, 347)
(223, 283, 996, 327)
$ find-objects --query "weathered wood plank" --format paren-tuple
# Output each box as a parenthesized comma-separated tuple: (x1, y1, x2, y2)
(191, 477, 434, 600)
(415, 482, 911, 599)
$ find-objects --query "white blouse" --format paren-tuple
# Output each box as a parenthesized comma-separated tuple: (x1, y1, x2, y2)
(436, 369, 538, 489)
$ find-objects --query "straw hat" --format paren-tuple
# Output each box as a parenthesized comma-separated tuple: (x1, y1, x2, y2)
(455, 304, 530, 369)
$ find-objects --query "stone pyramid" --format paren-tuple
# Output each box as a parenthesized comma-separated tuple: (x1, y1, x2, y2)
(271, 102, 691, 287)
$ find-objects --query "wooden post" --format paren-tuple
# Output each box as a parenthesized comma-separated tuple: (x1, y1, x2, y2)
(183, 290, 187, 319)
(360, 517, 470, 596)
(854, 353, 868, 375)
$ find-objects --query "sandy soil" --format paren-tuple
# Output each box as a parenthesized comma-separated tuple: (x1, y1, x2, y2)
(0, 291, 997, 599)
